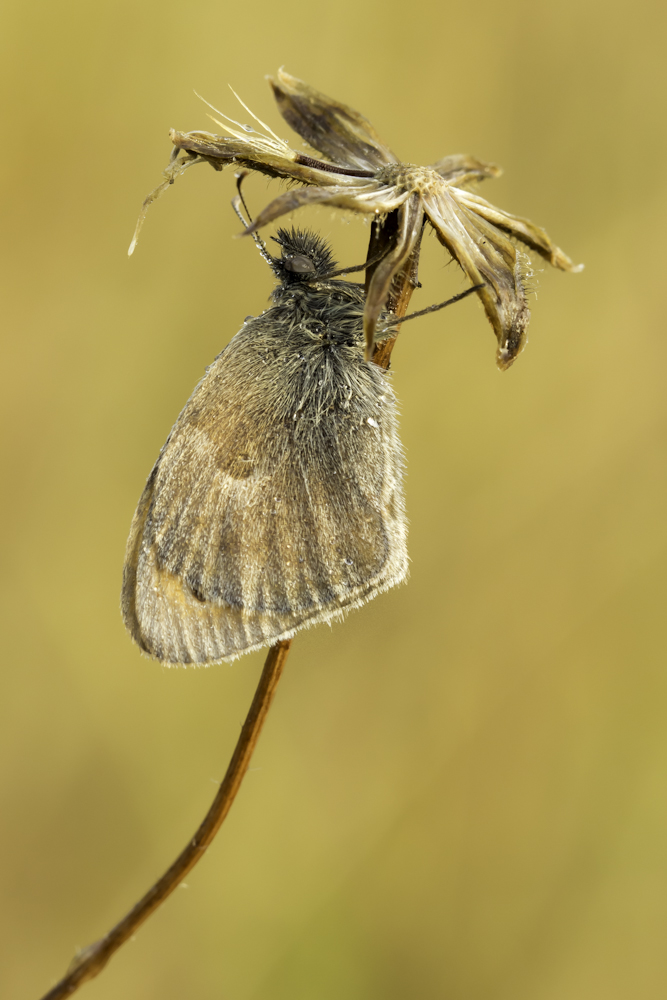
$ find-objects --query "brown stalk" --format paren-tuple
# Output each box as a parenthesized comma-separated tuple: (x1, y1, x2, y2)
(38, 639, 292, 1000)
(368, 212, 424, 369)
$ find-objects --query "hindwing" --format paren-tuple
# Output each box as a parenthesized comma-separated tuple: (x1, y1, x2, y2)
(122, 315, 407, 663)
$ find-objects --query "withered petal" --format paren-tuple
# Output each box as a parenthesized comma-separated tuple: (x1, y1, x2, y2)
(170, 129, 243, 163)
(269, 68, 397, 173)
(170, 128, 378, 189)
(169, 128, 304, 181)
(424, 190, 531, 370)
(364, 193, 424, 360)
(245, 182, 409, 234)
(325, 184, 409, 213)
(244, 186, 349, 232)
(455, 189, 584, 272)
(431, 154, 502, 187)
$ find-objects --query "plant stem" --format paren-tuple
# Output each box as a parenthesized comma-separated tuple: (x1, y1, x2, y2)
(367, 214, 424, 369)
(39, 639, 292, 1000)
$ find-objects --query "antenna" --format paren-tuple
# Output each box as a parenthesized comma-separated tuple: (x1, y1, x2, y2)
(231, 172, 275, 269)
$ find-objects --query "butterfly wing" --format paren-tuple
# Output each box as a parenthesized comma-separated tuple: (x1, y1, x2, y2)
(122, 315, 407, 664)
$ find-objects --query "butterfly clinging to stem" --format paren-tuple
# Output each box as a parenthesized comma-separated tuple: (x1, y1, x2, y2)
(122, 196, 479, 664)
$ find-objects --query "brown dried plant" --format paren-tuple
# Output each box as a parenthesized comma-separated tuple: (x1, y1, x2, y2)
(40, 72, 581, 999)
(131, 68, 581, 365)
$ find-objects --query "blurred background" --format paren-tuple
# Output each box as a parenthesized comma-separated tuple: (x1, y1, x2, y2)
(2, 1, 666, 997)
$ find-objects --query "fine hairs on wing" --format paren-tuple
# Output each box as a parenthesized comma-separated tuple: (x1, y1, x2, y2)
(122, 228, 408, 664)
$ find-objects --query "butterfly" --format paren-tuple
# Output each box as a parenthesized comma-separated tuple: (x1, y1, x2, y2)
(122, 227, 412, 664)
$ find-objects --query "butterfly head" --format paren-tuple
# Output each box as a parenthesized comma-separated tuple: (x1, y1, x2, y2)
(270, 228, 338, 284)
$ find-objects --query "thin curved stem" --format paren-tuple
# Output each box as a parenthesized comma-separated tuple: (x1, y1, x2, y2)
(39, 639, 292, 1000)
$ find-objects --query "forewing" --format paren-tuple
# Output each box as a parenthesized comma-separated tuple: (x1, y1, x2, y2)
(122, 318, 407, 664)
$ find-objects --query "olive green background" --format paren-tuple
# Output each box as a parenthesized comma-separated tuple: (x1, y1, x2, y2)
(2, 1, 666, 997)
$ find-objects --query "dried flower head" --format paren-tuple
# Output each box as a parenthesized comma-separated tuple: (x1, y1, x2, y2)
(131, 71, 582, 368)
